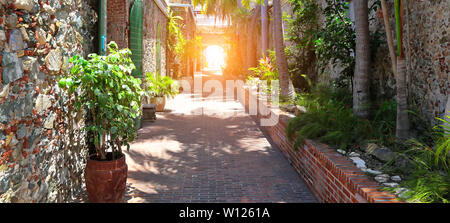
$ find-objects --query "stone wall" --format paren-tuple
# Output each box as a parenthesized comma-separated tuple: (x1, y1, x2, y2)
(0, 0, 97, 202)
(282, 0, 449, 126)
(368, 0, 449, 125)
(143, 0, 168, 76)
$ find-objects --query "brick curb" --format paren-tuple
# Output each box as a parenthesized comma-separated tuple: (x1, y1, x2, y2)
(236, 85, 402, 203)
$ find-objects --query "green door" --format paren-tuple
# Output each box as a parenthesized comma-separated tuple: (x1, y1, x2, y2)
(129, 0, 143, 78)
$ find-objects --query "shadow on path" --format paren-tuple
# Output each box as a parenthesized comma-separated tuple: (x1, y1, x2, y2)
(123, 91, 317, 203)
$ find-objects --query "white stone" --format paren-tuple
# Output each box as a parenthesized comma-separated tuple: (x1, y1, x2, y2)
(45, 48, 62, 72)
(374, 174, 390, 183)
(349, 152, 360, 157)
(337, 149, 346, 155)
(0, 29, 6, 42)
(22, 56, 38, 74)
(350, 157, 366, 168)
(395, 187, 409, 195)
(14, 0, 34, 11)
(0, 84, 10, 98)
(35, 94, 52, 113)
(391, 175, 402, 182)
(43, 4, 56, 15)
(44, 113, 56, 129)
(382, 182, 399, 188)
(361, 168, 382, 175)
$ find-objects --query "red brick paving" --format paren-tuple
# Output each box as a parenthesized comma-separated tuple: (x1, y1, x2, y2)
(122, 74, 317, 203)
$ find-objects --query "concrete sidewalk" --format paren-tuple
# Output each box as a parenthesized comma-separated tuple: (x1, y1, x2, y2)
(123, 88, 317, 203)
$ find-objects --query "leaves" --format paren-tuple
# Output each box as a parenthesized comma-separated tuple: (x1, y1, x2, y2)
(145, 72, 179, 98)
(59, 41, 144, 158)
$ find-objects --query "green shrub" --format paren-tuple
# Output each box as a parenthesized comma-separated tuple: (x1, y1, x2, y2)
(145, 72, 179, 98)
(286, 84, 360, 150)
(247, 50, 278, 93)
(59, 42, 144, 160)
(389, 114, 450, 203)
(287, 84, 398, 151)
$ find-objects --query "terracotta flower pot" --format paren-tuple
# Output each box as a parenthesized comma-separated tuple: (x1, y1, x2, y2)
(150, 96, 166, 112)
(84, 153, 128, 203)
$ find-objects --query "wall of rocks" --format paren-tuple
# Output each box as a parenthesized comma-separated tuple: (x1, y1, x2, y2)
(368, 0, 449, 126)
(143, 0, 168, 77)
(0, 0, 97, 202)
(283, 0, 449, 126)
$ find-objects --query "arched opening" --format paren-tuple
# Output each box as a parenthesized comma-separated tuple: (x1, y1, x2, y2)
(204, 45, 225, 71)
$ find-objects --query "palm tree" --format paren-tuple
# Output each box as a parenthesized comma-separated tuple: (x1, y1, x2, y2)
(247, 5, 261, 70)
(273, 0, 294, 100)
(353, 0, 370, 119)
(261, 0, 269, 57)
(394, 0, 409, 140)
(380, 0, 409, 140)
(380, 0, 397, 78)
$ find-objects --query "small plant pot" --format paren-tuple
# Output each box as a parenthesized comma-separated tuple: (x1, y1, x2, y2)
(150, 96, 166, 112)
(84, 153, 128, 203)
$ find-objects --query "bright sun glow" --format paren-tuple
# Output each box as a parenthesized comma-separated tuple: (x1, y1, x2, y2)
(204, 45, 225, 69)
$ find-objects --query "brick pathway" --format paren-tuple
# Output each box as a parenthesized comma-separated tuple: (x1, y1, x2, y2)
(122, 72, 317, 203)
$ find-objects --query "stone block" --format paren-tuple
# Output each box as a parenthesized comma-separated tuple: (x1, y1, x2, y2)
(9, 29, 25, 52)
(14, 0, 35, 12)
(1, 52, 23, 84)
(35, 94, 52, 113)
(45, 48, 62, 73)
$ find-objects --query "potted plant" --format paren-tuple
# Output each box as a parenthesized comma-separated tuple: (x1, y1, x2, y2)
(58, 42, 144, 203)
(145, 72, 178, 112)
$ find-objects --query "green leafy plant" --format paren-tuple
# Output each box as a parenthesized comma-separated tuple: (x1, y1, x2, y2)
(58, 42, 144, 160)
(286, 84, 399, 150)
(247, 50, 278, 93)
(286, 84, 361, 150)
(384, 113, 450, 203)
(284, 0, 320, 92)
(314, 0, 355, 89)
(167, 8, 186, 78)
(145, 72, 179, 98)
(183, 36, 203, 63)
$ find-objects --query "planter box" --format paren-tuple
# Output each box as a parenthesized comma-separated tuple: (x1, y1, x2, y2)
(237, 84, 402, 203)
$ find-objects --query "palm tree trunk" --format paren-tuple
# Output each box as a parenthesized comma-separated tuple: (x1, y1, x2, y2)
(353, 0, 370, 118)
(273, 0, 294, 100)
(261, 0, 269, 57)
(395, 0, 409, 140)
(247, 5, 261, 71)
(396, 57, 409, 139)
(237, 0, 246, 74)
(380, 0, 397, 77)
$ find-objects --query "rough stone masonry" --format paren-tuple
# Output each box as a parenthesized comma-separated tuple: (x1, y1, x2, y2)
(0, 0, 97, 202)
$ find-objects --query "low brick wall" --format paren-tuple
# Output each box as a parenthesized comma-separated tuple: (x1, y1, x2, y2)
(237, 85, 401, 203)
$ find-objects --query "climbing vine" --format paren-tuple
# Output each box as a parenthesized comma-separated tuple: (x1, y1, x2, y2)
(167, 8, 186, 78)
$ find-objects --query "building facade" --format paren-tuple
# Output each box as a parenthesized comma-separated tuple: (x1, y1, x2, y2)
(107, 0, 169, 77)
